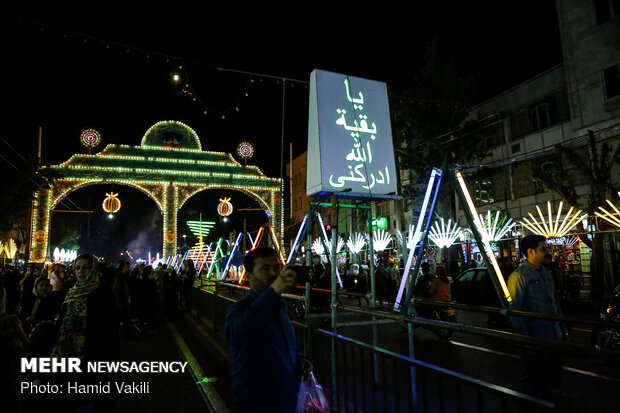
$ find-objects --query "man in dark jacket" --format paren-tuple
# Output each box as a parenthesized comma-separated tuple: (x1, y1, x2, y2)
(225, 247, 313, 413)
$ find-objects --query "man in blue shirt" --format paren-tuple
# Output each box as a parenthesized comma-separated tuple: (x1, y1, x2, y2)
(225, 247, 313, 413)
(507, 235, 567, 401)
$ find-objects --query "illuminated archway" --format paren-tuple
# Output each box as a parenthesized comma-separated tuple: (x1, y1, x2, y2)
(29, 120, 283, 262)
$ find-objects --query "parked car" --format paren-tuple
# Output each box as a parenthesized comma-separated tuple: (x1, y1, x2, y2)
(450, 267, 503, 307)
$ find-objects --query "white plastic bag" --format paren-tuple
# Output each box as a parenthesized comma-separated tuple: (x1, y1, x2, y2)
(295, 372, 330, 413)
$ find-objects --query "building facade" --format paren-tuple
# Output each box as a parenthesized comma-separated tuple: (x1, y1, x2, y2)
(455, 0, 620, 292)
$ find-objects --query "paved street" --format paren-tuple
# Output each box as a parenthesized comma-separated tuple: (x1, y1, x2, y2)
(12, 285, 618, 413)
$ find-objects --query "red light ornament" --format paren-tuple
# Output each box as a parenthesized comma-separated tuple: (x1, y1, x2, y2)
(80, 129, 101, 153)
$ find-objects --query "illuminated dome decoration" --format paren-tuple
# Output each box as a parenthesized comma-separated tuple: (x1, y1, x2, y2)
(217, 197, 233, 217)
(236, 141, 255, 160)
(428, 218, 463, 249)
(102, 192, 121, 214)
(141, 120, 202, 150)
(80, 129, 101, 149)
(594, 192, 620, 229)
(520, 201, 587, 238)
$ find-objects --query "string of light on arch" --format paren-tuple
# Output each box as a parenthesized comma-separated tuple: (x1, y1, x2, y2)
(11, 15, 309, 120)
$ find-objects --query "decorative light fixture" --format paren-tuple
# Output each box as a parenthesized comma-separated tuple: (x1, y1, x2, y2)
(456, 171, 512, 303)
(395, 168, 443, 310)
(311, 238, 325, 256)
(217, 197, 233, 217)
(520, 201, 588, 238)
(479, 210, 516, 242)
(397, 224, 417, 250)
(80, 129, 101, 152)
(594, 192, 620, 229)
(1, 239, 16, 259)
(565, 235, 580, 248)
(29, 120, 285, 264)
(102, 192, 121, 214)
(325, 236, 345, 254)
(347, 232, 366, 254)
(428, 218, 463, 249)
(372, 229, 393, 252)
(236, 141, 255, 161)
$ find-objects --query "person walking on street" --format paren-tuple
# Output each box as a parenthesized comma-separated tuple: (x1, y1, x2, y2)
(225, 247, 313, 413)
(507, 235, 567, 402)
(427, 265, 451, 303)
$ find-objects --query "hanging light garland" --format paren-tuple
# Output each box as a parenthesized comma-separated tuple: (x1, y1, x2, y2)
(16, 15, 309, 121)
(520, 201, 587, 238)
(102, 192, 121, 214)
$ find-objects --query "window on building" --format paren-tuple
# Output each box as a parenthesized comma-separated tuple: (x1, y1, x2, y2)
(509, 109, 531, 139)
(528, 88, 571, 132)
(477, 122, 502, 152)
(594, 0, 620, 25)
(474, 180, 494, 205)
(604, 64, 620, 99)
(530, 103, 551, 131)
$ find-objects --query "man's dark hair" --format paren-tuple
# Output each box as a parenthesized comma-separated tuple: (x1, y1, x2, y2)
(243, 247, 278, 274)
(421, 262, 430, 272)
(520, 235, 547, 257)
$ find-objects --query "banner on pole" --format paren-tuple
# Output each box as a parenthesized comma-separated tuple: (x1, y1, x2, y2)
(307, 69, 398, 199)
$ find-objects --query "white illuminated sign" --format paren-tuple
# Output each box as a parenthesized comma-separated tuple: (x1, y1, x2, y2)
(307, 69, 398, 198)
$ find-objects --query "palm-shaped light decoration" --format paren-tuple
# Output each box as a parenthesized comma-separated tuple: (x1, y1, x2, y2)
(428, 218, 463, 249)
(520, 201, 587, 238)
(4, 239, 17, 259)
(325, 236, 345, 254)
(347, 232, 366, 254)
(594, 192, 620, 229)
(565, 235, 580, 248)
(479, 210, 516, 242)
(311, 238, 325, 256)
(372, 229, 393, 252)
(396, 224, 417, 250)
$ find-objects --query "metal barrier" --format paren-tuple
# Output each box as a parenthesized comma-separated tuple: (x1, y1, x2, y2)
(296, 322, 557, 413)
(192, 282, 616, 413)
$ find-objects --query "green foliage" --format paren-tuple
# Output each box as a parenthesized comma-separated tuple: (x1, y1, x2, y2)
(530, 162, 578, 207)
(389, 38, 488, 201)
(529, 134, 619, 210)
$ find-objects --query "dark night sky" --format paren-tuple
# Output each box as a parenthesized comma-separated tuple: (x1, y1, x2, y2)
(0, 3, 562, 260)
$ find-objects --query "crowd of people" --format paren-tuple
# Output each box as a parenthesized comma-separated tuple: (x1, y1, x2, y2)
(0, 255, 197, 412)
